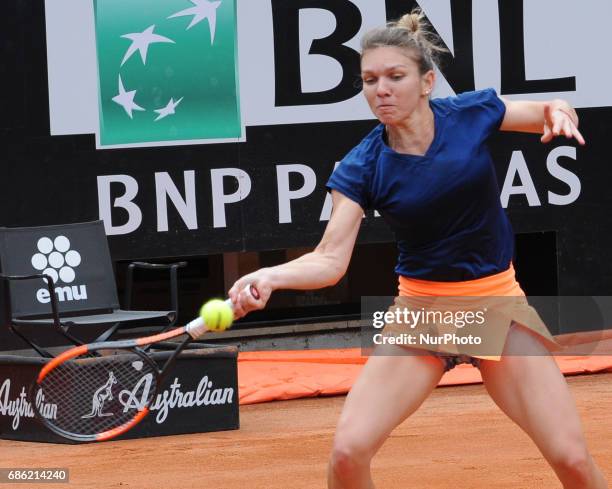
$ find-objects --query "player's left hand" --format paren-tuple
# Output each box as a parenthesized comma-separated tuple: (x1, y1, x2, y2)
(541, 104, 585, 145)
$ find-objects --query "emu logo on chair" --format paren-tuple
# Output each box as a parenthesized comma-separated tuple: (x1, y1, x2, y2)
(82, 371, 117, 419)
(30, 236, 88, 304)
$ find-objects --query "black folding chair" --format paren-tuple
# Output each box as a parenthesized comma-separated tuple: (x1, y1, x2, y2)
(0, 221, 185, 357)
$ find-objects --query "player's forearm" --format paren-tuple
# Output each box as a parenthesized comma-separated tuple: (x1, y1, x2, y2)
(501, 98, 579, 133)
(264, 250, 347, 291)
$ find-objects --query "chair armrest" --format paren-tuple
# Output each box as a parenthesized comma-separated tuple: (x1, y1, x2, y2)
(124, 261, 187, 325)
(0, 272, 62, 330)
(129, 261, 188, 271)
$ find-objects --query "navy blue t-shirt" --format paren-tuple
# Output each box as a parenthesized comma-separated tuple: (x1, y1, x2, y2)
(327, 88, 512, 281)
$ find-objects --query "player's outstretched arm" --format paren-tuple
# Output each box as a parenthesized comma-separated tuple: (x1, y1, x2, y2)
(499, 97, 585, 145)
(229, 191, 364, 319)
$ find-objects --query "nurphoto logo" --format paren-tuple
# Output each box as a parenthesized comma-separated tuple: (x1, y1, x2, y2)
(94, 0, 241, 148)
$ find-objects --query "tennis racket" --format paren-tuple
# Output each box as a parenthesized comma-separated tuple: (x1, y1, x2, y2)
(30, 285, 259, 442)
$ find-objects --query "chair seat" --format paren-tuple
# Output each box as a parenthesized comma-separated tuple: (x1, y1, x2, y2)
(14, 309, 175, 327)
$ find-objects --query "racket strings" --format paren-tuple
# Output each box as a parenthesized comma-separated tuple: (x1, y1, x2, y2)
(36, 349, 158, 437)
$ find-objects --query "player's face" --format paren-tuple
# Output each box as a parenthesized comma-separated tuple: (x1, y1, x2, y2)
(361, 46, 433, 125)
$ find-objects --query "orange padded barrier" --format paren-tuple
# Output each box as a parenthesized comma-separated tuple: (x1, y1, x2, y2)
(238, 347, 612, 405)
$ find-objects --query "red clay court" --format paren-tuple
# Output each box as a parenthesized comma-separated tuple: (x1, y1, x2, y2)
(2, 351, 611, 489)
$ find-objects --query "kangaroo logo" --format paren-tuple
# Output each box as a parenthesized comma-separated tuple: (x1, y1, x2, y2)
(82, 371, 117, 418)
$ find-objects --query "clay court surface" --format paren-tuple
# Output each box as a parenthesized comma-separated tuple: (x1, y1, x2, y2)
(1, 373, 611, 489)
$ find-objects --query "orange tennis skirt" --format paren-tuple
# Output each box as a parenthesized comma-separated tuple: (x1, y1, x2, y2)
(381, 264, 559, 360)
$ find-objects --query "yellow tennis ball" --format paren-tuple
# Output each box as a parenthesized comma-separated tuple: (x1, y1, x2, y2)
(200, 299, 234, 332)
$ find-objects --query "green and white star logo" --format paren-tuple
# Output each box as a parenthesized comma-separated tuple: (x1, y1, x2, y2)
(94, 0, 241, 148)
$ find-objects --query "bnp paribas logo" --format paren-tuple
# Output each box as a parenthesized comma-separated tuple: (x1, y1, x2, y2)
(93, 0, 242, 149)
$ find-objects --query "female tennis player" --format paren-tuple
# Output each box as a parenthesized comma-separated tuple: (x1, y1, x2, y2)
(229, 9, 608, 489)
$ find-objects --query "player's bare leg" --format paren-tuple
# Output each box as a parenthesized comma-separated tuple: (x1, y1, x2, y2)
(327, 344, 445, 489)
(480, 325, 608, 489)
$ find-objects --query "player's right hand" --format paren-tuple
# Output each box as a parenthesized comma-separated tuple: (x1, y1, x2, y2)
(228, 269, 272, 319)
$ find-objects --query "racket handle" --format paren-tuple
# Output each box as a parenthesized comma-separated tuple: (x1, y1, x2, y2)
(185, 316, 206, 339)
(185, 284, 260, 339)
(247, 284, 261, 300)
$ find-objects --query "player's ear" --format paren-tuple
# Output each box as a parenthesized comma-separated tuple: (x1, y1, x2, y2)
(421, 69, 435, 96)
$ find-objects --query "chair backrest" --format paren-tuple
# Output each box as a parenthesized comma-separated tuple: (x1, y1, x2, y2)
(0, 221, 120, 318)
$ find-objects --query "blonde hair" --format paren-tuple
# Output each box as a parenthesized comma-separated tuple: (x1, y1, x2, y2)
(361, 9, 447, 74)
